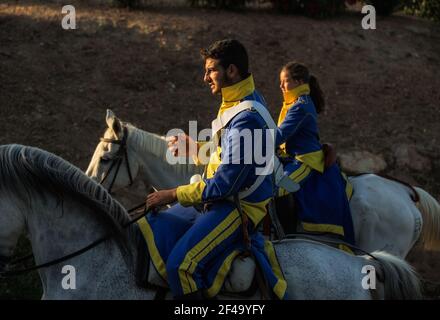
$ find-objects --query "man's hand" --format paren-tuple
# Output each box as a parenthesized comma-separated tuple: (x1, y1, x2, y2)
(166, 133, 198, 158)
(146, 189, 177, 210)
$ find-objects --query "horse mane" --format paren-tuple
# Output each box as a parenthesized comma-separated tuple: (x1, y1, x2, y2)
(124, 123, 203, 179)
(0, 144, 130, 237)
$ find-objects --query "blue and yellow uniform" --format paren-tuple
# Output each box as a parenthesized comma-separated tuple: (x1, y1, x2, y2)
(138, 75, 287, 299)
(276, 83, 355, 246)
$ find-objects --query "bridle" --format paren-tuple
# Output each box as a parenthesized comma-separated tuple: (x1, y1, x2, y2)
(99, 126, 134, 194)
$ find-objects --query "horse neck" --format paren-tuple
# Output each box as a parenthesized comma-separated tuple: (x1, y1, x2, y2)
(25, 193, 153, 299)
(128, 126, 197, 189)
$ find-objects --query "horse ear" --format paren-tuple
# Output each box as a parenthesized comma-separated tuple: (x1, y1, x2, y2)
(106, 109, 115, 128)
(106, 109, 121, 137)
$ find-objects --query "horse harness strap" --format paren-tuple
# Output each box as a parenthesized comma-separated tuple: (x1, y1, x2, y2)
(233, 194, 251, 252)
(280, 232, 381, 262)
(99, 126, 134, 194)
(0, 203, 149, 278)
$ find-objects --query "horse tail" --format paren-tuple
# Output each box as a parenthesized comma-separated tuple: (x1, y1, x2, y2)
(371, 251, 423, 299)
(414, 186, 440, 251)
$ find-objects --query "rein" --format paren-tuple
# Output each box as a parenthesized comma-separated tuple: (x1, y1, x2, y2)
(99, 126, 134, 194)
(279, 232, 380, 261)
(0, 203, 149, 278)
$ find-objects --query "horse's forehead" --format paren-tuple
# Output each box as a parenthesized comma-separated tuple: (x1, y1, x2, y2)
(103, 128, 115, 139)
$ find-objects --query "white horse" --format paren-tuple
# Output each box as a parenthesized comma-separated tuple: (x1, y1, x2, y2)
(0, 144, 422, 299)
(86, 110, 440, 258)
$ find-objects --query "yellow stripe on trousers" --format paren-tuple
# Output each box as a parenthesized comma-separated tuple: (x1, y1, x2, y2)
(137, 217, 168, 280)
(341, 172, 354, 200)
(206, 250, 241, 298)
(264, 240, 287, 299)
(178, 209, 242, 295)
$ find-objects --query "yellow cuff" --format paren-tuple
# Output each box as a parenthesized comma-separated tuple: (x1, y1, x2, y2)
(176, 180, 207, 206)
(295, 150, 324, 173)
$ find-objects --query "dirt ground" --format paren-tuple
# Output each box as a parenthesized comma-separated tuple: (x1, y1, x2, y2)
(0, 0, 439, 299)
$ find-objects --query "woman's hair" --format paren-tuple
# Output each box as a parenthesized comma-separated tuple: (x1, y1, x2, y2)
(282, 62, 325, 114)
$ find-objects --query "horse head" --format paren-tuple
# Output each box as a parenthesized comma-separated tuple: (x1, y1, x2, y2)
(86, 109, 140, 193)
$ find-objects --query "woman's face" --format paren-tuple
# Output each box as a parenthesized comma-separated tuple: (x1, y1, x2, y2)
(279, 69, 302, 93)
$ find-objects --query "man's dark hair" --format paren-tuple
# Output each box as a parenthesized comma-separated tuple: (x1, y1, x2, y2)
(200, 39, 249, 79)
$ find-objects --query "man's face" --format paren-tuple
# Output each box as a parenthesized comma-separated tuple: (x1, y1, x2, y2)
(203, 58, 228, 95)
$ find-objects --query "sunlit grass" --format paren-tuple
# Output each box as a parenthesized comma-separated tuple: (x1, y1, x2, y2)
(0, 2, 161, 35)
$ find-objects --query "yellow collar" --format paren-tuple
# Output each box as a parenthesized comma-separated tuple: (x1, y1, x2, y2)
(282, 83, 310, 106)
(218, 74, 255, 116)
(277, 83, 310, 126)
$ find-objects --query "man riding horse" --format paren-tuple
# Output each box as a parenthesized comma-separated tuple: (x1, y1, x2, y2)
(145, 39, 286, 299)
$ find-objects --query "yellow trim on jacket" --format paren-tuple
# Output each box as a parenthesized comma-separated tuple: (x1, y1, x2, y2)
(177, 74, 269, 225)
(278, 162, 312, 197)
(277, 83, 311, 126)
(219, 75, 255, 116)
(176, 180, 207, 207)
(301, 222, 345, 237)
(296, 149, 325, 174)
(341, 172, 354, 200)
(241, 198, 272, 227)
(277, 83, 311, 154)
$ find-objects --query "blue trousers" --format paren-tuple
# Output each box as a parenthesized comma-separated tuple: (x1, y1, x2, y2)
(280, 160, 355, 245)
(165, 201, 244, 297)
(142, 203, 287, 299)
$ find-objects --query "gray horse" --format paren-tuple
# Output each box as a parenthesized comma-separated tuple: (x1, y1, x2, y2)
(0, 145, 422, 299)
(87, 110, 440, 259)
